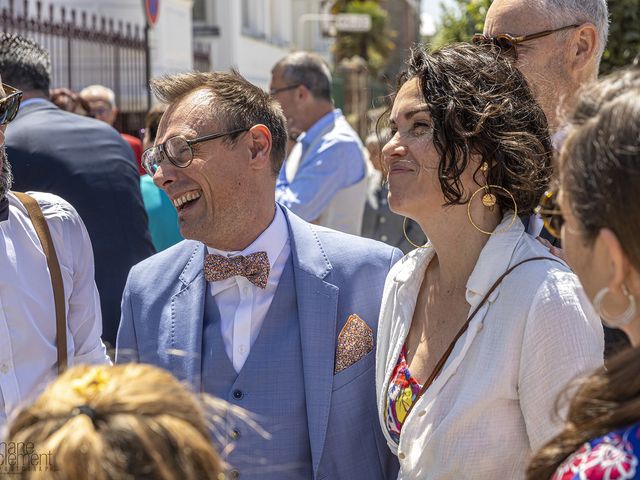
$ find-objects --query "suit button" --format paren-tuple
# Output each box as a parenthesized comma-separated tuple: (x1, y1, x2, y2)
(231, 429, 240, 440)
(232, 389, 244, 400)
(381, 235, 388, 242)
(380, 216, 386, 224)
(398, 452, 406, 460)
(229, 469, 240, 479)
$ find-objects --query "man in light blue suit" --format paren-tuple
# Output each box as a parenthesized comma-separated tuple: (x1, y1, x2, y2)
(116, 70, 401, 480)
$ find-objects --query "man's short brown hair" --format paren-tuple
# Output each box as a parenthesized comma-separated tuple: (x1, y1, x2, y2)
(151, 70, 287, 176)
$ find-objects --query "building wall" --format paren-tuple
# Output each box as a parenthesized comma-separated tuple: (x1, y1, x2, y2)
(193, 0, 334, 89)
(193, 0, 292, 89)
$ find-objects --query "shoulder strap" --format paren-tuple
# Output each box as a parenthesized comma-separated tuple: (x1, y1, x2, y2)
(12, 192, 68, 375)
(404, 255, 564, 421)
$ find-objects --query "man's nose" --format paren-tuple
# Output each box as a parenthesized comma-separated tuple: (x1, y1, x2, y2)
(152, 155, 177, 189)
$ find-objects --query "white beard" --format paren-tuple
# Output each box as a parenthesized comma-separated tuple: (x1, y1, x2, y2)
(0, 146, 13, 200)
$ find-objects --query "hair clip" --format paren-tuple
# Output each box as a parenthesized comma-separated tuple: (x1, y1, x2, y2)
(71, 404, 100, 428)
(70, 366, 110, 399)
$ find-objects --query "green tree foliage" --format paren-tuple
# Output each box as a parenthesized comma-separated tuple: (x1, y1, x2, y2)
(331, 0, 396, 77)
(600, 0, 640, 74)
(430, 0, 491, 49)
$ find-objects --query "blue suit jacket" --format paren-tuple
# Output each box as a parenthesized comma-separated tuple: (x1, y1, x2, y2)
(117, 206, 402, 479)
(6, 100, 155, 345)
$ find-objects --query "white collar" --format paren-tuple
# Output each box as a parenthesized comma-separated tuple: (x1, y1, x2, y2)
(465, 212, 524, 306)
(206, 204, 289, 274)
(392, 213, 524, 309)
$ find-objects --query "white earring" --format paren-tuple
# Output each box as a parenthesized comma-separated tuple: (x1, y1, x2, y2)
(593, 285, 637, 328)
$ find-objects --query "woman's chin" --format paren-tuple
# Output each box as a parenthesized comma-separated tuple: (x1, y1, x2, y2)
(388, 195, 416, 218)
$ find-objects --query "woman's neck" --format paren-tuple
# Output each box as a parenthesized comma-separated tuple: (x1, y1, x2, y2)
(416, 204, 501, 292)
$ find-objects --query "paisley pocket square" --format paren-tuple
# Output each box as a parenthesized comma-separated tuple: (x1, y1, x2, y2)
(334, 314, 374, 374)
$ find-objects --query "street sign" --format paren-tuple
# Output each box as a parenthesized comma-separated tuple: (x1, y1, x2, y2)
(144, 0, 160, 27)
(334, 13, 372, 33)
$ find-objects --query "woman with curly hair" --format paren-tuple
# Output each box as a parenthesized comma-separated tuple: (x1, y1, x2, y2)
(6, 364, 223, 479)
(375, 43, 604, 479)
(527, 68, 640, 480)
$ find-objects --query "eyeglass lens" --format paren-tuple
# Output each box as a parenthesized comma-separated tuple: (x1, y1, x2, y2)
(472, 34, 517, 57)
(142, 136, 193, 176)
(0, 86, 22, 125)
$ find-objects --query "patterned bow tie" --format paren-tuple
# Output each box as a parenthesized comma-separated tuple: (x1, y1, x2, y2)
(204, 251, 270, 289)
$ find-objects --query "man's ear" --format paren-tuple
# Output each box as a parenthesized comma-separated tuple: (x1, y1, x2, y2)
(571, 23, 598, 72)
(296, 84, 310, 102)
(248, 124, 272, 170)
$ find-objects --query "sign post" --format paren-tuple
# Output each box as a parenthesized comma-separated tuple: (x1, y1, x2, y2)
(143, 0, 159, 109)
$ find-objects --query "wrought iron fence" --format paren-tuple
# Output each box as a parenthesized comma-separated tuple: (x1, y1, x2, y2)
(0, 0, 148, 133)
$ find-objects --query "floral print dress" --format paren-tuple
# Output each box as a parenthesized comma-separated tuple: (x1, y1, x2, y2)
(553, 421, 640, 480)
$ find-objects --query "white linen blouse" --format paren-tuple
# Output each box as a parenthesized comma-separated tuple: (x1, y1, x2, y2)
(375, 214, 604, 480)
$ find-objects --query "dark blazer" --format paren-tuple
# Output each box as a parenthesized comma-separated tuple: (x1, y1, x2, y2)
(6, 100, 155, 346)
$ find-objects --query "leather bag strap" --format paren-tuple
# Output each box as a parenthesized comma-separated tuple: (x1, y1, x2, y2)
(404, 255, 564, 421)
(12, 192, 67, 375)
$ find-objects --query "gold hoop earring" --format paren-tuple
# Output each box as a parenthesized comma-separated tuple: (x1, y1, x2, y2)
(467, 185, 518, 235)
(403, 217, 428, 249)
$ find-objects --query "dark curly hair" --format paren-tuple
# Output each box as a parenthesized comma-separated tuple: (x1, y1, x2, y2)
(383, 43, 553, 216)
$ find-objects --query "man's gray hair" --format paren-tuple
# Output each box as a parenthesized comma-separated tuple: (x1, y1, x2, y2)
(536, 0, 609, 62)
(273, 52, 333, 102)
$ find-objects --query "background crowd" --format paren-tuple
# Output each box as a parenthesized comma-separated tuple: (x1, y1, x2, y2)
(0, 0, 639, 479)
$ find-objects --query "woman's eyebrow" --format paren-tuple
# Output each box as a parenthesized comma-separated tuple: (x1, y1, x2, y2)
(404, 106, 431, 120)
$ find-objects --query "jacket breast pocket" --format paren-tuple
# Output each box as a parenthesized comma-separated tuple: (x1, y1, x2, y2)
(332, 349, 374, 391)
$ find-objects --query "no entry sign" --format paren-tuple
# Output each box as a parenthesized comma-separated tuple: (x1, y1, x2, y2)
(145, 0, 159, 26)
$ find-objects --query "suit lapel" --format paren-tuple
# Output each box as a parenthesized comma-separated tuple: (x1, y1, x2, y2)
(166, 242, 207, 388)
(284, 208, 339, 477)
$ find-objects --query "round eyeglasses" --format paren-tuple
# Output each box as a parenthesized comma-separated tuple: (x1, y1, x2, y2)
(142, 127, 249, 176)
(472, 24, 581, 60)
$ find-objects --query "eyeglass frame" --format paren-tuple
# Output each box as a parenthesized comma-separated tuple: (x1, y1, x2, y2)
(0, 83, 23, 126)
(142, 127, 250, 176)
(472, 24, 582, 60)
(269, 84, 301, 96)
(534, 188, 564, 239)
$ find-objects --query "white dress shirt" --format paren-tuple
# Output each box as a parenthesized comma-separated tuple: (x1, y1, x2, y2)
(0, 192, 109, 428)
(206, 205, 290, 373)
(375, 214, 604, 479)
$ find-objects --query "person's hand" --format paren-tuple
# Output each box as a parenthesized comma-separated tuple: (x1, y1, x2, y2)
(537, 236, 567, 261)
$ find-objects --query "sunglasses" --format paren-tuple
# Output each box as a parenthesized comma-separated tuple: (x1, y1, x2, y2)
(0, 83, 23, 125)
(142, 127, 249, 176)
(472, 24, 581, 60)
(535, 189, 564, 239)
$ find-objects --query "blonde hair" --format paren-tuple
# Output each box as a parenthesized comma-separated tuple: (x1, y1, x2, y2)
(7, 364, 222, 480)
